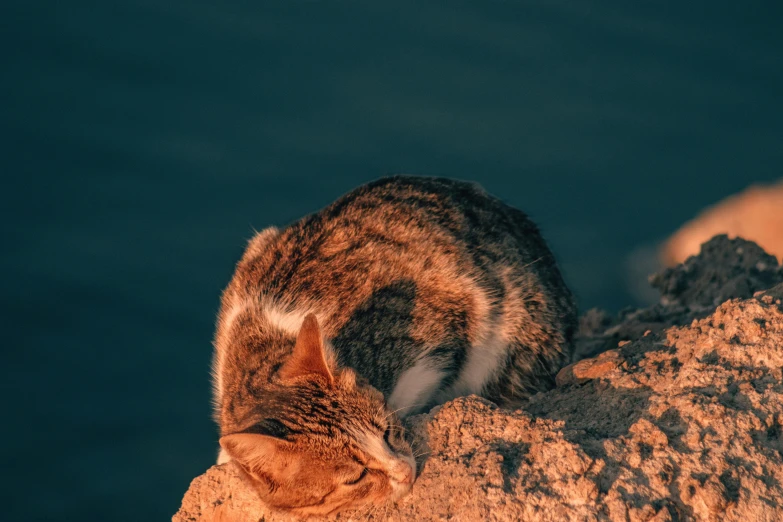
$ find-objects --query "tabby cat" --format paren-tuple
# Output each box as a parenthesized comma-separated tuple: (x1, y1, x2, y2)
(212, 176, 577, 516)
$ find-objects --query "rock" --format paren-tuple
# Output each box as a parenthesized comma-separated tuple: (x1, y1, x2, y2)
(651, 235, 782, 309)
(574, 235, 783, 361)
(175, 236, 783, 522)
(555, 349, 622, 386)
(174, 464, 266, 522)
(662, 180, 783, 266)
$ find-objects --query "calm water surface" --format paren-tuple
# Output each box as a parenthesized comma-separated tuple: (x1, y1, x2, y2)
(3, 1, 781, 520)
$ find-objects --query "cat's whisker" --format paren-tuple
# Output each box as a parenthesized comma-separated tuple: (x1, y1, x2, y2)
(519, 255, 550, 271)
(384, 400, 429, 420)
(384, 406, 409, 419)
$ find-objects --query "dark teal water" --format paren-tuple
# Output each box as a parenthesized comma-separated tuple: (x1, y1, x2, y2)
(3, 1, 781, 520)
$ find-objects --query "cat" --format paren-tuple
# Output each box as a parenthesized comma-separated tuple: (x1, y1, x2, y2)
(212, 175, 577, 517)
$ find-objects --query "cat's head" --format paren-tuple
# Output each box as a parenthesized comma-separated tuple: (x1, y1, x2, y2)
(219, 314, 416, 517)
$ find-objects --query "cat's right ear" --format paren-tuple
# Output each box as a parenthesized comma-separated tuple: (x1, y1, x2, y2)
(219, 433, 290, 479)
(220, 433, 282, 462)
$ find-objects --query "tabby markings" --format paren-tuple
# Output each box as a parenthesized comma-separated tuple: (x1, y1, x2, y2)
(214, 298, 323, 404)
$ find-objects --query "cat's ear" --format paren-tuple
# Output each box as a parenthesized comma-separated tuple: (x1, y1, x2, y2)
(219, 433, 288, 469)
(278, 313, 334, 385)
(219, 433, 294, 483)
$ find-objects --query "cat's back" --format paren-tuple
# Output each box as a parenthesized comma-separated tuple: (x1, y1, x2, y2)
(217, 175, 576, 414)
(241, 175, 546, 274)
(227, 175, 574, 332)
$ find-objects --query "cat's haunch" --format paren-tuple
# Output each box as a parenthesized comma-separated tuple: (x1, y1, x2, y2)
(211, 176, 577, 515)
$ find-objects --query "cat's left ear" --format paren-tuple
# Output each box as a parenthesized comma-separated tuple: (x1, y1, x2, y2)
(278, 313, 334, 385)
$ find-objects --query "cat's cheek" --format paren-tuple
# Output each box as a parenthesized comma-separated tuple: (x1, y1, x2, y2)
(350, 478, 389, 508)
(364, 476, 395, 504)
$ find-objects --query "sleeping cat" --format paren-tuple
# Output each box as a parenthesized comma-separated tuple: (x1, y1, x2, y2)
(212, 175, 577, 516)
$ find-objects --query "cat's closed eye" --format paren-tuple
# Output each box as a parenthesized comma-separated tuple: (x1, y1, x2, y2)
(343, 467, 368, 485)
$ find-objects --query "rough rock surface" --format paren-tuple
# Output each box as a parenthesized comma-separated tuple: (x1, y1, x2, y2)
(661, 180, 783, 266)
(575, 235, 783, 360)
(175, 236, 783, 522)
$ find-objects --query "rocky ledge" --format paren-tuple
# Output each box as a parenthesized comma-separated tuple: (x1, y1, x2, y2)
(175, 235, 783, 522)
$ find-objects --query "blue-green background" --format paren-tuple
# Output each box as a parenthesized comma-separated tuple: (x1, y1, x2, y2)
(3, 1, 781, 520)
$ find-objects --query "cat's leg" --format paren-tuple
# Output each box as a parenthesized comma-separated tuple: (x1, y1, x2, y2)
(434, 326, 510, 405)
(391, 340, 474, 416)
(476, 257, 576, 406)
(479, 336, 566, 407)
(387, 357, 447, 417)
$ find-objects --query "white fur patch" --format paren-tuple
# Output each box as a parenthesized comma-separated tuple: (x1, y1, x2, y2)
(212, 297, 254, 403)
(261, 301, 337, 368)
(356, 430, 394, 465)
(220, 298, 315, 337)
(387, 359, 445, 417)
(263, 301, 314, 336)
(439, 331, 508, 402)
(221, 298, 253, 334)
(351, 428, 416, 487)
(217, 447, 232, 465)
(435, 304, 509, 404)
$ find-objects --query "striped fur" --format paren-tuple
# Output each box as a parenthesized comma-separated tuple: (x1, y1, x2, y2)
(212, 176, 577, 515)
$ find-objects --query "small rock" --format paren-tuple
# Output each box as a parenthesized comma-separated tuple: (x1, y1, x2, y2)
(556, 349, 622, 387)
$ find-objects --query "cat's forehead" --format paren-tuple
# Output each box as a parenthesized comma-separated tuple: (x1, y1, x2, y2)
(334, 380, 386, 419)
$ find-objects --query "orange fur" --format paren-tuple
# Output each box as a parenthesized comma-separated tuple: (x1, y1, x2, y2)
(278, 314, 334, 385)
